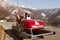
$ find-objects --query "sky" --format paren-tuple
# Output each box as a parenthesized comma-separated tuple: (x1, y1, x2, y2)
(8, 0, 60, 9)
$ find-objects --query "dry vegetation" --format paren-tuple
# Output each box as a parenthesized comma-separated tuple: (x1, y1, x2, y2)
(0, 25, 6, 40)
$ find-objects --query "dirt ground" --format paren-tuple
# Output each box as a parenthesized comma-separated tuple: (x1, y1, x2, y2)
(24, 26, 60, 40)
(0, 22, 60, 40)
(44, 26, 60, 40)
(5, 26, 60, 40)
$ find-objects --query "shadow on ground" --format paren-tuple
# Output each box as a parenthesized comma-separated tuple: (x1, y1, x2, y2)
(5, 29, 44, 40)
(5, 29, 23, 40)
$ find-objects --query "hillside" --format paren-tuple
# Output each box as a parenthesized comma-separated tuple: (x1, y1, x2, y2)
(0, 4, 60, 26)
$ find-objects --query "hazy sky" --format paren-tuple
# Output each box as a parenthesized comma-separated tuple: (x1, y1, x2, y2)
(9, 0, 60, 9)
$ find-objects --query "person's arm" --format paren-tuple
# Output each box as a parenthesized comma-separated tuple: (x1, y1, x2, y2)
(19, 16, 24, 23)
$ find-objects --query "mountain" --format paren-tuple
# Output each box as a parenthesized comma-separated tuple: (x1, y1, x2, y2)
(0, 2, 60, 26)
(21, 7, 60, 26)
